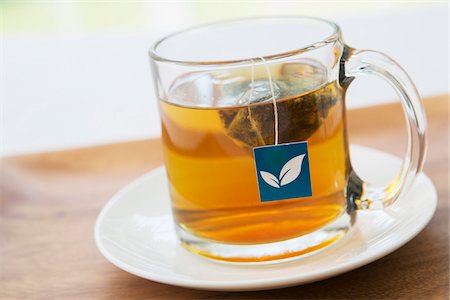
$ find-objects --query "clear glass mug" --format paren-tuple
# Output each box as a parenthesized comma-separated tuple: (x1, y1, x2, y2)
(149, 17, 426, 263)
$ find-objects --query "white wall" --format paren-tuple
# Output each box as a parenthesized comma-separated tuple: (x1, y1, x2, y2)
(2, 3, 448, 156)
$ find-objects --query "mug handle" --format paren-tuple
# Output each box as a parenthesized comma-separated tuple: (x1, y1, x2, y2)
(341, 47, 427, 210)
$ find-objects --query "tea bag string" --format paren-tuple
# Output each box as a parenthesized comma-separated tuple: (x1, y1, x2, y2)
(259, 56, 279, 145)
(247, 58, 279, 146)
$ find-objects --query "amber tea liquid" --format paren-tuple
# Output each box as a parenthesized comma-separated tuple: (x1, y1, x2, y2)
(160, 62, 350, 245)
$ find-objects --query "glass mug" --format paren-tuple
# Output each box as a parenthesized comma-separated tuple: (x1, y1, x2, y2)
(149, 17, 426, 263)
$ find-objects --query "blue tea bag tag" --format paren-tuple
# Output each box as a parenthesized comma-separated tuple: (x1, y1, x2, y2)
(253, 141, 312, 202)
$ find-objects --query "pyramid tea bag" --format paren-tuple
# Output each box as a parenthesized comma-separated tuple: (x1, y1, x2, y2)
(219, 61, 339, 149)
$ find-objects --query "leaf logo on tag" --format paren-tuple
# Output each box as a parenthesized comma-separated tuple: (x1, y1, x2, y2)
(259, 154, 305, 188)
(253, 141, 312, 202)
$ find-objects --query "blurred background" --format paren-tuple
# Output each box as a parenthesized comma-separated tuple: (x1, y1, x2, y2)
(2, 1, 448, 156)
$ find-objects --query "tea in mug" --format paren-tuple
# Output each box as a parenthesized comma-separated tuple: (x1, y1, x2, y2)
(160, 61, 349, 244)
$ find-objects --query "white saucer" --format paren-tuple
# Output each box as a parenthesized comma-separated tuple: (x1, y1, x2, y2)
(95, 145, 437, 291)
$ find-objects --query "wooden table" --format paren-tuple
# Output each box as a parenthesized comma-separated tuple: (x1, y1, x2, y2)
(1, 96, 448, 299)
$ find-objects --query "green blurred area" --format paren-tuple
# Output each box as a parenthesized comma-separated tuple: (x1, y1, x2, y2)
(1, 1, 434, 35)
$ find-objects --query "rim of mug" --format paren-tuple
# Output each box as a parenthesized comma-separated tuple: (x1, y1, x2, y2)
(149, 16, 342, 67)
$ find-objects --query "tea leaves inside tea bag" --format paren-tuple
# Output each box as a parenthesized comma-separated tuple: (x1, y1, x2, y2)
(219, 61, 338, 149)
